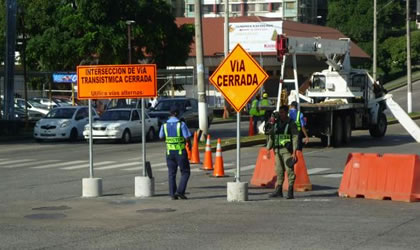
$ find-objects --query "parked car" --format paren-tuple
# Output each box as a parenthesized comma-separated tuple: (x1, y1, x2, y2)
(30, 97, 59, 109)
(15, 98, 49, 115)
(33, 106, 98, 142)
(148, 97, 213, 128)
(14, 106, 44, 121)
(83, 108, 159, 143)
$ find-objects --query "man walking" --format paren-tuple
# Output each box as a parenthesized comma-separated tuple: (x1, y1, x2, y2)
(159, 106, 192, 200)
(289, 101, 309, 150)
(265, 105, 299, 199)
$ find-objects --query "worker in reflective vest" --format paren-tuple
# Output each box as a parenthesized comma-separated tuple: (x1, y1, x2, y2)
(159, 106, 192, 200)
(265, 105, 299, 199)
(289, 101, 309, 150)
(259, 92, 270, 122)
(249, 94, 262, 134)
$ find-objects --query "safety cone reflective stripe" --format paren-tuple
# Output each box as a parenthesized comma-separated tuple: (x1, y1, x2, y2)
(202, 135, 213, 170)
(213, 138, 225, 177)
(190, 132, 200, 164)
(248, 116, 255, 136)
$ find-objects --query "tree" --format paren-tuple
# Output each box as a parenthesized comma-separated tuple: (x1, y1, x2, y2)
(327, 0, 407, 81)
(19, 0, 193, 72)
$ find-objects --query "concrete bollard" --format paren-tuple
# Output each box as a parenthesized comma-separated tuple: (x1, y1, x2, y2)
(135, 176, 155, 197)
(82, 178, 102, 197)
(227, 181, 248, 202)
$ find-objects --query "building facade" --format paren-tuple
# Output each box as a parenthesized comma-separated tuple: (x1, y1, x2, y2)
(181, 0, 319, 24)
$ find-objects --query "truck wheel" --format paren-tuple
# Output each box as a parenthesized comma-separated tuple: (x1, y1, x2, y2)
(343, 115, 352, 144)
(369, 113, 387, 138)
(333, 116, 343, 147)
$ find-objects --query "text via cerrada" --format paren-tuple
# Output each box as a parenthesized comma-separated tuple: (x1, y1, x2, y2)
(215, 60, 259, 87)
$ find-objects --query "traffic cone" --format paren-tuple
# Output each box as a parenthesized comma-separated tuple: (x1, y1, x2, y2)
(202, 134, 213, 170)
(190, 131, 200, 164)
(212, 138, 226, 177)
(248, 116, 255, 136)
(186, 141, 192, 160)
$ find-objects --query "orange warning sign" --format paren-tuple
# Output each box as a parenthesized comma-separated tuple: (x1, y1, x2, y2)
(209, 44, 268, 112)
(77, 64, 157, 99)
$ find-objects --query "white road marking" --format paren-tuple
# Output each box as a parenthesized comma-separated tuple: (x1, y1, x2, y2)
(122, 162, 167, 171)
(226, 164, 255, 173)
(307, 168, 330, 175)
(95, 162, 141, 170)
(61, 161, 116, 170)
(3, 159, 60, 169)
(0, 159, 34, 166)
(32, 160, 87, 169)
(323, 173, 343, 178)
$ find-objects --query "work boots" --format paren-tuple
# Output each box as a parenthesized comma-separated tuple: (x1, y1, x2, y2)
(268, 185, 283, 198)
(286, 186, 294, 199)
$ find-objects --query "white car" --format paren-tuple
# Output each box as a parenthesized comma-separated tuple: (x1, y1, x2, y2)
(83, 108, 159, 143)
(34, 106, 98, 142)
(15, 98, 49, 115)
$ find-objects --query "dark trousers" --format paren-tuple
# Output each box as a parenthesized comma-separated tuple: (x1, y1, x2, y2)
(166, 149, 190, 196)
(253, 115, 263, 134)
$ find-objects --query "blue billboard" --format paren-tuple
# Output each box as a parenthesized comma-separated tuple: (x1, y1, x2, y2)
(52, 72, 77, 83)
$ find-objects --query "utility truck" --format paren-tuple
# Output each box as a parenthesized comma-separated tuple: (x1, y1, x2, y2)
(274, 35, 420, 146)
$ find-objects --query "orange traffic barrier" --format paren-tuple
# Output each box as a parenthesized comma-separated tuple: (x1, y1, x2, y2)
(212, 138, 226, 177)
(250, 148, 276, 187)
(251, 148, 312, 191)
(248, 116, 255, 136)
(186, 141, 192, 160)
(283, 150, 312, 191)
(339, 153, 420, 202)
(190, 131, 200, 164)
(202, 135, 213, 170)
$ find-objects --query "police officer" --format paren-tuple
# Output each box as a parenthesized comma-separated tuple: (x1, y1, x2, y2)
(265, 105, 299, 199)
(289, 101, 309, 151)
(159, 106, 192, 200)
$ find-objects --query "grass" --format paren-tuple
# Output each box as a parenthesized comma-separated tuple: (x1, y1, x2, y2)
(383, 70, 420, 91)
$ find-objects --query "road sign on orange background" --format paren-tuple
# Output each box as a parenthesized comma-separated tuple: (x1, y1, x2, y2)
(77, 64, 157, 99)
(209, 44, 268, 112)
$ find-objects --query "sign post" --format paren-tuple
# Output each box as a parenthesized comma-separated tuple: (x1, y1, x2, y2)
(209, 44, 268, 201)
(77, 64, 157, 198)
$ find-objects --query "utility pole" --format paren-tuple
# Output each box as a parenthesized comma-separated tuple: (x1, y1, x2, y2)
(223, 0, 230, 119)
(194, 0, 208, 140)
(4, 0, 17, 121)
(126, 20, 135, 64)
(373, 0, 377, 84)
(406, 0, 412, 113)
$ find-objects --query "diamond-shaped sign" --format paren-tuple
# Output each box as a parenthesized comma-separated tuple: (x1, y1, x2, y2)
(209, 44, 268, 112)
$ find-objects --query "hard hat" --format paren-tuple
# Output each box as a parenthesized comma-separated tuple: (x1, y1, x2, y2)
(262, 93, 268, 98)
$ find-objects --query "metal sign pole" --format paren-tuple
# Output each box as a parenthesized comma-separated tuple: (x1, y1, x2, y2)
(141, 98, 146, 176)
(236, 112, 241, 182)
(88, 99, 94, 178)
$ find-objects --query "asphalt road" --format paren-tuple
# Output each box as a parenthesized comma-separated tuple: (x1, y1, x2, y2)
(0, 119, 419, 249)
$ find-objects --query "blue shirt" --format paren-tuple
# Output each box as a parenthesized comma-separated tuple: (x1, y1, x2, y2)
(289, 108, 306, 127)
(159, 117, 192, 139)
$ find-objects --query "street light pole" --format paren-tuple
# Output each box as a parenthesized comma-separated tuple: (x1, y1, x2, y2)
(373, 0, 377, 84)
(406, 0, 412, 113)
(126, 20, 135, 64)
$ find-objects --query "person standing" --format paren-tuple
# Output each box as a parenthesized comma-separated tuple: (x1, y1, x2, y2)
(259, 92, 270, 122)
(289, 101, 309, 151)
(249, 94, 262, 135)
(159, 106, 192, 200)
(265, 105, 299, 199)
